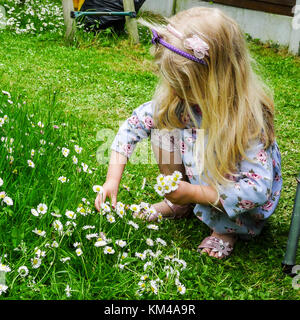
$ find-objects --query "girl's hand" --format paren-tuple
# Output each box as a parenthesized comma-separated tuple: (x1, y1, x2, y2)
(165, 181, 196, 205)
(94, 179, 119, 211)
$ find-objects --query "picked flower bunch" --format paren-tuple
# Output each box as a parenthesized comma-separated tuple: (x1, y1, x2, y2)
(154, 171, 183, 197)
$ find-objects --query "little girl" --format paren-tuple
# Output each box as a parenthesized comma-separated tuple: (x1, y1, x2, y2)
(95, 7, 282, 259)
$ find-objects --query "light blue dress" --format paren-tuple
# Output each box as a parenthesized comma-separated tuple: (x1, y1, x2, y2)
(111, 101, 282, 238)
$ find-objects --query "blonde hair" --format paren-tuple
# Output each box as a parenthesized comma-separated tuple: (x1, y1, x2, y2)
(139, 7, 275, 201)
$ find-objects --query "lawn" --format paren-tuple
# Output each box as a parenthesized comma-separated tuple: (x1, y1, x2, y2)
(0, 2, 299, 300)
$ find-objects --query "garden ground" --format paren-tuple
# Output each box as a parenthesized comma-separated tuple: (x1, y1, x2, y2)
(0, 15, 299, 299)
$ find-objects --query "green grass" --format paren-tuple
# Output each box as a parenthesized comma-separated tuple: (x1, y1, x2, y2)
(0, 23, 299, 300)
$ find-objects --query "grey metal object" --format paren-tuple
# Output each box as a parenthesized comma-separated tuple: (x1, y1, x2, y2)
(282, 173, 300, 277)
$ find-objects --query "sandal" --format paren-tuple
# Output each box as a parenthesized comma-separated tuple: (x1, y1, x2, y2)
(197, 236, 234, 258)
(135, 198, 193, 222)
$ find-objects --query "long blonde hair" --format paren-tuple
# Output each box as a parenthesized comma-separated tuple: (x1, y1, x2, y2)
(139, 7, 275, 198)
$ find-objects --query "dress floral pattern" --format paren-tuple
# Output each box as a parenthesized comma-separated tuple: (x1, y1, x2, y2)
(111, 101, 282, 238)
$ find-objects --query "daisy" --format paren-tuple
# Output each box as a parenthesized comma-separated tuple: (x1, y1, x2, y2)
(32, 228, 46, 237)
(73, 242, 81, 248)
(156, 238, 167, 246)
(86, 233, 98, 240)
(128, 220, 139, 229)
(51, 241, 59, 248)
(94, 239, 107, 247)
(60, 257, 71, 263)
(115, 240, 126, 248)
(82, 225, 96, 230)
(104, 246, 115, 254)
(177, 282, 186, 295)
(106, 214, 115, 223)
(0, 191, 6, 199)
(147, 224, 159, 230)
(62, 147, 70, 157)
(53, 220, 63, 232)
(31, 149, 35, 157)
(0, 178, 3, 187)
(77, 206, 86, 216)
(135, 252, 146, 260)
(0, 263, 11, 272)
(3, 196, 13, 206)
(119, 252, 128, 260)
(72, 155, 78, 164)
(31, 257, 41, 269)
(116, 207, 126, 218)
(58, 176, 68, 183)
(93, 185, 103, 194)
(37, 121, 44, 128)
(34, 248, 46, 257)
(75, 248, 83, 256)
(0, 284, 8, 295)
(18, 266, 29, 277)
(65, 210, 76, 220)
(74, 145, 82, 154)
(140, 274, 149, 281)
(27, 160, 35, 169)
(100, 203, 111, 213)
(138, 281, 146, 290)
(150, 280, 158, 295)
(81, 162, 88, 172)
(51, 212, 62, 218)
(154, 184, 164, 197)
(146, 238, 154, 246)
(30, 208, 39, 217)
(65, 285, 72, 297)
(130, 204, 140, 213)
(37, 203, 47, 215)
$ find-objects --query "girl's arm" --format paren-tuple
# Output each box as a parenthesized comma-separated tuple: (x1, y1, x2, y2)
(95, 151, 127, 210)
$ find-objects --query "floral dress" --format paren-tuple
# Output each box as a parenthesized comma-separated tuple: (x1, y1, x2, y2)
(111, 101, 282, 238)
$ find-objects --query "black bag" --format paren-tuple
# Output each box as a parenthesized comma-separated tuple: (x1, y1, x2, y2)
(79, 0, 146, 31)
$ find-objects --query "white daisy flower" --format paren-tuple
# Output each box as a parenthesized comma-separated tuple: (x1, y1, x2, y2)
(62, 147, 70, 157)
(81, 162, 88, 172)
(31, 149, 35, 157)
(50, 212, 62, 218)
(177, 282, 186, 295)
(60, 257, 71, 263)
(0, 263, 11, 272)
(72, 155, 78, 164)
(135, 252, 146, 260)
(116, 207, 126, 218)
(130, 204, 140, 213)
(93, 185, 103, 194)
(128, 220, 139, 229)
(147, 224, 159, 230)
(18, 266, 29, 277)
(65, 285, 72, 297)
(106, 214, 115, 223)
(27, 160, 35, 169)
(3, 196, 13, 206)
(31, 257, 41, 269)
(156, 238, 167, 246)
(53, 220, 63, 232)
(82, 225, 95, 230)
(150, 280, 158, 295)
(154, 184, 164, 197)
(51, 241, 59, 248)
(86, 233, 98, 240)
(115, 240, 126, 248)
(138, 281, 146, 290)
(0, 191, 6, 199)
(103, 246, 115, 254)
(74, 145, 82, 154)
(75, 248, 83, 256)
(0, 178, 3, 187)
(32, 228, 46, 237)
(94, 239, 107, 247)
(0, 284, 8, 295)
(37, 121, 44, 128)
(65, 210, 76, 220)
(37, 203, 47, 215)
(58, 176, 68, 183)
(146, 238, 154, 246)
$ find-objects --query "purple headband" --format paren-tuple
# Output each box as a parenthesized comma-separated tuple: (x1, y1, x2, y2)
(151, 29, 207, 65)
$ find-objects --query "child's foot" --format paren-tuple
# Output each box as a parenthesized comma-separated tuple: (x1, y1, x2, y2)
(198, 231, 237, 259)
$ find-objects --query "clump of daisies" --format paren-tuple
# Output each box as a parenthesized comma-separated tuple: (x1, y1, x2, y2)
(154, 171, 183, 197)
